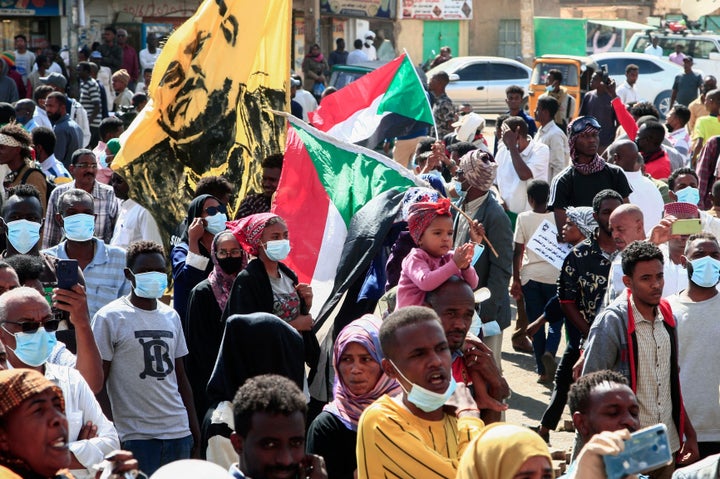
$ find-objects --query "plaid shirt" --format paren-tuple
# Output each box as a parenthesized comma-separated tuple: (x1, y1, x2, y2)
(42, 238, 131, 318)
(696, 135, 720, 210)
(42, 180, 119, 249)
(234, 192, 271, 219)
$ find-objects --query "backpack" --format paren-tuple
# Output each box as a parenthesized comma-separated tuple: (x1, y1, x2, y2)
(20, 167, 55, 205)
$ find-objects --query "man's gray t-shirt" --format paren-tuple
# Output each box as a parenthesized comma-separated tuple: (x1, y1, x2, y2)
(92, 296, 190, 441)
(673, 72, 702, 106)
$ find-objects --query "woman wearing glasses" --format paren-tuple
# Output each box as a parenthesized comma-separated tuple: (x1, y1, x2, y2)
(184, 230, 246, 425)
(0, 287, 119, 478)
(170, 194, 228, 323)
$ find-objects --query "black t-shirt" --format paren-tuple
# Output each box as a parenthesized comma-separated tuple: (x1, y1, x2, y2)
(548, 163, 633, 210)
(306, 411, 357, 479)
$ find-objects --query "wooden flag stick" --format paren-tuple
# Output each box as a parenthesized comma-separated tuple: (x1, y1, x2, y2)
(449, 202, 499, 258)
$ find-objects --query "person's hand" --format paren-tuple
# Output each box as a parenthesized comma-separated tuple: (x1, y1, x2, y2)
(77, 421, 98, 440)
(453, 243, 474, 269)
(444, 382, 482, 417)
(572, 354, 585, 381)
(296, 283, 313, 310)
(677, 435, 699, 465)
(607, 79, 617, 99)
(53, 284, 90, 329)
(299, 454, 328, 479)
(502, 126, 520, 150)
(94, 450, 140, 479)
(572, 429, 630, 479)
(290, 314, 313, 331)
(526, 316, 546, 338)
(510, 279, 522, 300)
(187, 217, 205, 246)
(463, 337, 510, 401)
(468, 220, 486, 245)
(648, 215, 677, 245)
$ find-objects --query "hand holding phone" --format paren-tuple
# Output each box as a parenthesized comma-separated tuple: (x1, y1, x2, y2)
(671, 218, 702, 236)
(602, 424, 673, 479)
(56, 259, 79, 290)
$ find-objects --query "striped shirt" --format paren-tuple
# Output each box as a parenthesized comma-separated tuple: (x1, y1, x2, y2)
(630, 297, 680, 452)
(42, 238, 131, 319)
(357, 395, 484, 479)
(43, 180, 119, 249)
(79, 78, 102, 128)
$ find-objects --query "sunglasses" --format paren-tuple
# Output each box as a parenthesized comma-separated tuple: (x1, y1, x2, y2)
(570, 117, 602, 134)
(3, 319, 61, 333)
(204, 204, 227, 216)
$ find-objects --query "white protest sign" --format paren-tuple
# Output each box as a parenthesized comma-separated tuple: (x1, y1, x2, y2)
(526, 219, 573, 270)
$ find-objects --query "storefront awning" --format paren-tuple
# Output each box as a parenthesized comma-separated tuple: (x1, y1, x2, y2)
(589, 19, 657, 30)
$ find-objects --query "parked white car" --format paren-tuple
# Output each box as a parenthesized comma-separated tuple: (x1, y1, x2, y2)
(590, 52, 684, 117)
(426, 56, 532, 114)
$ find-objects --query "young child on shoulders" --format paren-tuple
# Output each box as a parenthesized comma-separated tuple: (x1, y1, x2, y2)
(396, 197, 480, 309)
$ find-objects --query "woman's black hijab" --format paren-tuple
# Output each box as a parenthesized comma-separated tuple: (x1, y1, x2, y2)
(178, 194, 218, 244)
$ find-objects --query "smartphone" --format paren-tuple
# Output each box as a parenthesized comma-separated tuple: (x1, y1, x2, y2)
(671, 218, 702, 235)
(601, 64, 610, 84)
(603, 424, 673, 479)
(56, 259, 79, 290)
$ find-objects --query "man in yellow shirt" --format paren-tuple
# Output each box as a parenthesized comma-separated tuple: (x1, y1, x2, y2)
(687, 75, 716, 133)
(356, 306, 485, 479)
(691, 89, 720, 165)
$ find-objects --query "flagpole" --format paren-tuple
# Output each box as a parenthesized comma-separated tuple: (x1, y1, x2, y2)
(404, 49, 438, 141)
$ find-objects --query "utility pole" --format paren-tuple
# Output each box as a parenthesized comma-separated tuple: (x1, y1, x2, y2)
(304, 0, 320, 48)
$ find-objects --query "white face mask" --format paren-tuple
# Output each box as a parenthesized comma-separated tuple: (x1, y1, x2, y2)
(388, 359, 457, 412)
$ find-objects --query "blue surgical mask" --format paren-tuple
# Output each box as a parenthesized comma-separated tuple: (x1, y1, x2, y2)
(132, 271, 168, 299)
(264, 239, 291, 261)
(689, 255, 720, 288)
(97, 151, 108, 168)
(62, 213, 95, 242)
(453, 181, 464, 197)
(546, 84, 555, 93)
(4, 326, 57, 367)
(676, 186, 701, 205)
(471, 243, 485, 266)
(389, 359, 457, 412)
(6, 219, 41, 254)
(205, 212, 228, 235)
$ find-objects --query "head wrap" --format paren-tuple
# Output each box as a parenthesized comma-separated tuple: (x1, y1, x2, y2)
(0, 133, 22, 148)
(565, 206, 597, 239)
(206, 313, 305, 404)
(0, 52, 14, 68)
(323, 315, 400, 431)
(226, 212, 279, 256)
(179, 194, 218, 244)
(664, 202, 699, 218)
(111, 68, 130, 84)
(207, 231, 246, 312)
(106, 138, 121, 155)
(401, 187, 440, 221)
(0, 369, 64, 418)
(407, 198, 452, 244)
(459, 149, 497, 191)
(567, 117, 606, 175)
(457, 423, 554, 479)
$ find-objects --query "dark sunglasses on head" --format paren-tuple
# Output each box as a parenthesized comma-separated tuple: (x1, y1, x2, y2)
(570, 117, 602, 135)
(3, 319, 61, 333)
(204, 204, 227, 216)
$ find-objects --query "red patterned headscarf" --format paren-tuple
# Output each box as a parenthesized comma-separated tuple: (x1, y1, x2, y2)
(407, 198, 452, 244)
(226, 212, 280, 256)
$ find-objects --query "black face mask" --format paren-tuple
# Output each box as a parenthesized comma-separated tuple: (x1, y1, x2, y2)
(217, 256, 244, 275)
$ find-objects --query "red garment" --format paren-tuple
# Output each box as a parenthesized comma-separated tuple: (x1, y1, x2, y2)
(121, 44, 139, 82)
(8, 69, 25, 98)
(643, 150, 671, 179)
(612, 97, 638, 140)
(452, 355, 470, 385)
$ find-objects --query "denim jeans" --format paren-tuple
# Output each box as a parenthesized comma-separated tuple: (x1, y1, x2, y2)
(540, 320, 582, 430)
(122, 434, 193, 476)
(522, 280, 562, 374)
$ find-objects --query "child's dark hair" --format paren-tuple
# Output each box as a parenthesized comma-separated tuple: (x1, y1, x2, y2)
(527, 179, 550, 205)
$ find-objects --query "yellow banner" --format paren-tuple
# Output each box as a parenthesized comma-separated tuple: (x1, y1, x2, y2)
(112, 0, 290, 246)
